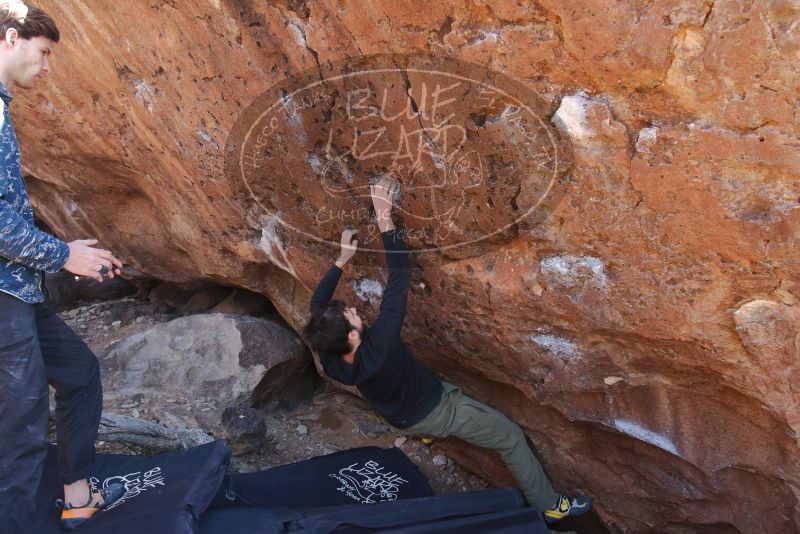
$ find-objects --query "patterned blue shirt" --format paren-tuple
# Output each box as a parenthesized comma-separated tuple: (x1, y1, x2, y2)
(0, 82, 69, 303)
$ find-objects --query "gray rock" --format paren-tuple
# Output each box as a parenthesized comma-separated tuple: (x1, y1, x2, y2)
(432, 455, 448, 467)
(100, 314, 309, 407)
(215, 406, 267, 455)
(297, 424, 308, 435)
(192, 406, 225, 431)
(229, 457, 258, 474)
(357, 419, 389, 438)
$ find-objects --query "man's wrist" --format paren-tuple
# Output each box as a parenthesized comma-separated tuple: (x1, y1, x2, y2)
(334, 256, 348, 269)
(377, 219, 395, 233)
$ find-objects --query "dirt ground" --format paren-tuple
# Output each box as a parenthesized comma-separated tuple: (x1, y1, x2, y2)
(57, 294, 491, 495)
(53, 291, 578, 533)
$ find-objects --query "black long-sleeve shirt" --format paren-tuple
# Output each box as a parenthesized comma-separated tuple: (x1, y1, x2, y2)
(309, 230, 443, 428)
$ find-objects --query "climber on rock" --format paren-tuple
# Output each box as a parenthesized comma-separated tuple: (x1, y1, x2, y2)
(0, 3, 125, 531)
(303, 175, 593, 523)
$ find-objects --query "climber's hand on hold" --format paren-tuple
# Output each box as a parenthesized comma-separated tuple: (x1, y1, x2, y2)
(336, 228, 358, 268)
(370, 176, 399, 233)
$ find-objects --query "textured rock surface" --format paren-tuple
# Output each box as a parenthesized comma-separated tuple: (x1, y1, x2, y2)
(15, 1, 800, 531)
(101, 314, 309, 406)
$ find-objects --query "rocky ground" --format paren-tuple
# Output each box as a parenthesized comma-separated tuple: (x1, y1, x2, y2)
(44, 276, 583, 533)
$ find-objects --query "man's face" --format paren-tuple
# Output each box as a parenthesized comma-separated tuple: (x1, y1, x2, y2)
(10, 36, 54, 89)
(343, 306, 364, 336)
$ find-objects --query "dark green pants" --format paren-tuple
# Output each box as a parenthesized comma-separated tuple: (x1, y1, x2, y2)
(396, 382, 559, 510)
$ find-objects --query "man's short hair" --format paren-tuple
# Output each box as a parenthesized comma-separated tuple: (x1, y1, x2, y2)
(303, 300, 353, 357)
(0, 4, 59, 43)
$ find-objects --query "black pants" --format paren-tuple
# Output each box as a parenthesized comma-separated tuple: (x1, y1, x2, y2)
(0, 292, 102, 530)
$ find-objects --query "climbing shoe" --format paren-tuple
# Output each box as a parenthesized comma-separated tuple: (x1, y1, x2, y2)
(57, 481, 126, 531)
(543, 494, 593, 523)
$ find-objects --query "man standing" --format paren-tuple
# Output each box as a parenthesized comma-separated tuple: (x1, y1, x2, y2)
(0, 3, 125, 531)
(304, 176, 593, 523)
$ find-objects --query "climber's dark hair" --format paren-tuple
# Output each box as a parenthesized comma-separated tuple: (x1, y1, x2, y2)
(0, 5, 60, 43)
(303, 300, 354, 357)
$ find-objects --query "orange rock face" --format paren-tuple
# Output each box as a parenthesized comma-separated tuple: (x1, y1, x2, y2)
(15, 1, 799, 531)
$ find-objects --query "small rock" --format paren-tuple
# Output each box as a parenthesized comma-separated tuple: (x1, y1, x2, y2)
(80, 324, 88, 329)
(112, 320, 122, 328)
(131, 408, 140, 418)
(97, 441, 105, 446)
(121, 399, 140, 409)
(432, 455, 448, 467)
(229, 457, 257, 474)
(297, 424, 308, 435)
(215, 406, 267, 455)
(357, 419, 389, 438)
(394, 436, 408, 448)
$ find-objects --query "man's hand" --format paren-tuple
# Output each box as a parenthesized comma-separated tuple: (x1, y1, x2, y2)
(63, 239, 123, 282)
(370, 175, 399, 233)
(335, 229, 358, 269)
